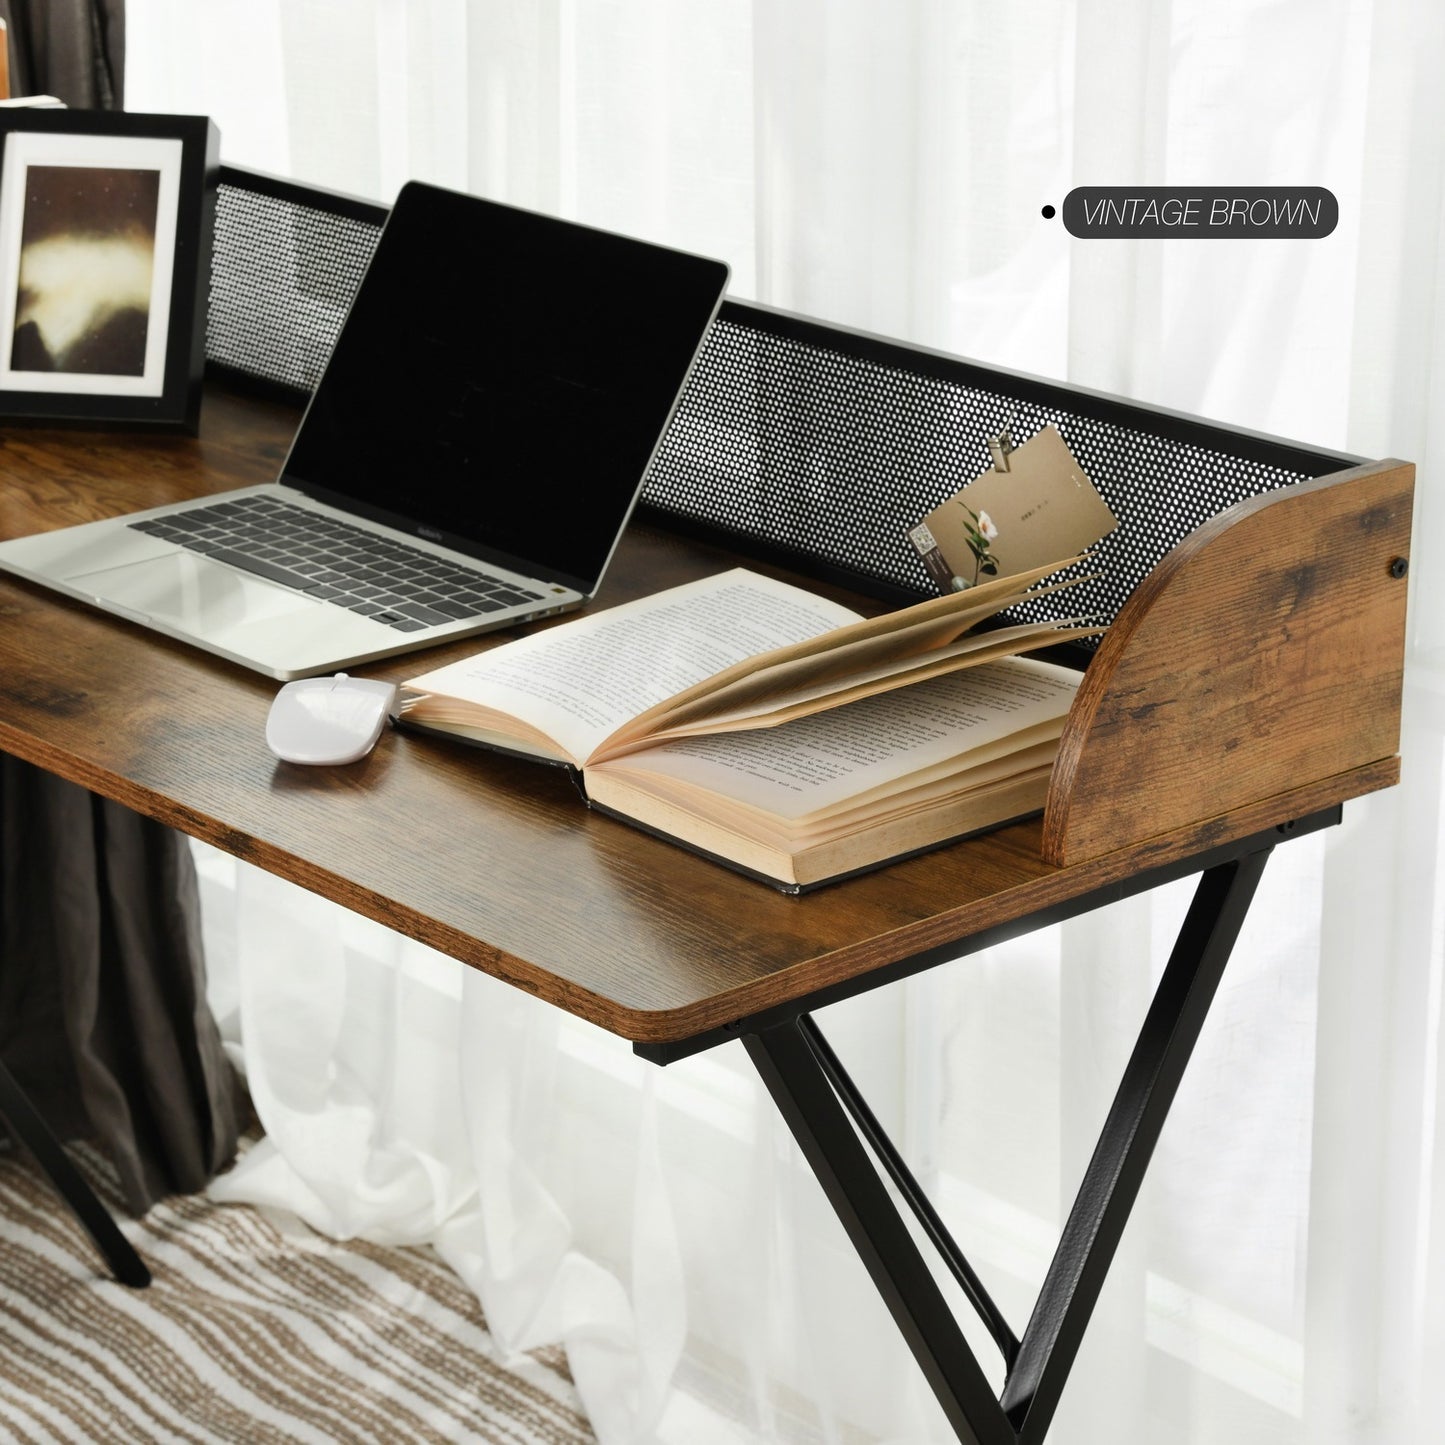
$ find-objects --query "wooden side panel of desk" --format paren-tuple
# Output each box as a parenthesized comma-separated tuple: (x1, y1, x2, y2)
(1043, 458, 1413, 866)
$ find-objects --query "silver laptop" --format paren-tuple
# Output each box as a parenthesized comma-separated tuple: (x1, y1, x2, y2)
(0, 181, 729, 679)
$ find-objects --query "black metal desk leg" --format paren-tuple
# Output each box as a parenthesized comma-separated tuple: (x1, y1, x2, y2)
(744, 1018, 1014, 1445)
(0, 1056, 151, 1288)
(1000, 848, 1269, 1441)
(743, 847, 1271, 1445)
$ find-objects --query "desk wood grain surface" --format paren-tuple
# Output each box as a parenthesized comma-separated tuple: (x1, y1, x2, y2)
(0, 389, 1389, 1045)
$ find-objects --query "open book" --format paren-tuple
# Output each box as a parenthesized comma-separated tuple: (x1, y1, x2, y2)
(399, 565, 1096, 890)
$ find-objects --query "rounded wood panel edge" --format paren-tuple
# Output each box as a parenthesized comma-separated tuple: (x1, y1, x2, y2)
(1042, 458, 1414, 867)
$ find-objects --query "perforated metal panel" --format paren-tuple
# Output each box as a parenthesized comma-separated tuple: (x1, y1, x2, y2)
(645, 313, 1344, 640)
(207, 174, 383, 395)
(205, 167, 1355, 639)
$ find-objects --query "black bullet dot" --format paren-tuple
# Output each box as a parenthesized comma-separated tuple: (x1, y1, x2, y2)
(1041, 204, 1056, 219)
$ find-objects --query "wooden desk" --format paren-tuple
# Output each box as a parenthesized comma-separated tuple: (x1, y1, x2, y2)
(0, 389, 1400, 1048)
(0, 387, 1410, 1445)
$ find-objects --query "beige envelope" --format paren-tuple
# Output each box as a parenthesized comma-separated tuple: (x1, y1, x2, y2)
(909, 424, 1117, 591)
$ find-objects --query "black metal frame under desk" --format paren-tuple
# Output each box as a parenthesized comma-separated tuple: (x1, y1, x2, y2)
(639, 812, 1335, 1445)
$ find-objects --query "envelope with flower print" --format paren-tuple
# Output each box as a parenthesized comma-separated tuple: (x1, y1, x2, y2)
(909, 424, 1117, 594)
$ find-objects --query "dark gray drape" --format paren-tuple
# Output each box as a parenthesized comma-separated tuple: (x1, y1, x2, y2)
(0, 0, 124, 108)
(0, 761, 241, 1214)
(0, 0, 242, 1214)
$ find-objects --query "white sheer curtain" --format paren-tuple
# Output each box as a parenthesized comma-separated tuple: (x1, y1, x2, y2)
(130, 2, 1445, 1441)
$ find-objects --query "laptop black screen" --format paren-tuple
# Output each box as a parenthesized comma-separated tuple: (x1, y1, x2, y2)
(280, 181, 729, 596)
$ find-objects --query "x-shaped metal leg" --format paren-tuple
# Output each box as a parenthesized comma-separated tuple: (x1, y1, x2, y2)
(0, 1056, 150, 1288)
(743, 849, 1271, 1444)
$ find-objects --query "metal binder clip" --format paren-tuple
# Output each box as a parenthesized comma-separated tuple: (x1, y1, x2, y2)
(987, 430, 1016, 473)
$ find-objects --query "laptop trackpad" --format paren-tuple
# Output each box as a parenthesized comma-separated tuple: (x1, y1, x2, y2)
(70, 551, 316, 632)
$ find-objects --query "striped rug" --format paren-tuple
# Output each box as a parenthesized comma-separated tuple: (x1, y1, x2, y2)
(0, 1140, 595, 1444)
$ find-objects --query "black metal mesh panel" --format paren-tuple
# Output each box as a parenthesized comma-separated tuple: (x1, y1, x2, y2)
(207, 178, 382, 395)
(205, 169, 1351, 640)
(644, 315, 1327, 640)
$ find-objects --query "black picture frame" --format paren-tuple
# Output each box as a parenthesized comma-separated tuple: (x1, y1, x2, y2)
(0, 110, 218, 433)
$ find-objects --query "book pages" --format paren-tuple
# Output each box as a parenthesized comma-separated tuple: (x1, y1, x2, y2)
(404, 569, 860, 765)
(593, 658, 1080, 821)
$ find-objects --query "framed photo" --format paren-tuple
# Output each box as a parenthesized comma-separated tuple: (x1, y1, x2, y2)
(0, 110, 218, 432)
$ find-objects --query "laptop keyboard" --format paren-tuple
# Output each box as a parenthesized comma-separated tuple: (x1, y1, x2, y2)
(128, 494, 546, 633)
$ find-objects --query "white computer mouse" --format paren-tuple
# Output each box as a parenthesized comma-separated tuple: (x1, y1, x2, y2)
(265, 673, 399, 765)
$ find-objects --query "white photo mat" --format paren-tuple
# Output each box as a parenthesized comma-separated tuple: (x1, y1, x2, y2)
(0, 130, 184, 397)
